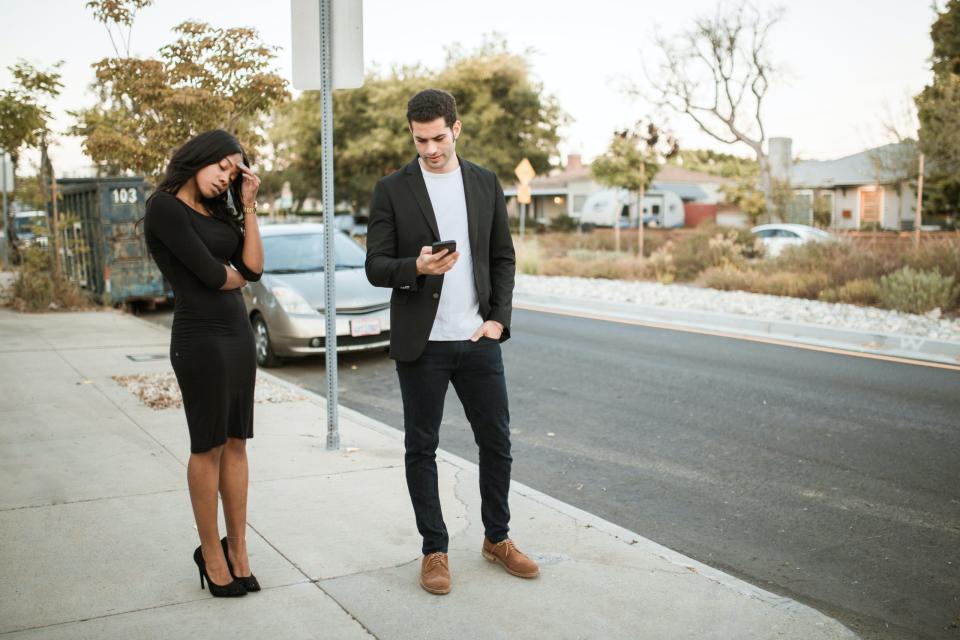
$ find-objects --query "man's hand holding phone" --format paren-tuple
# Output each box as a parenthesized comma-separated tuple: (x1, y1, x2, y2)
(416, 240, 459, 276)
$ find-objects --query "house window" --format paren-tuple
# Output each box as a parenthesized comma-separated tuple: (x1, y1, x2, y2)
(573, 195, 586, 214)
(859, 187, 881, 224)
(788, 190, 813, 224)
(815, 191, 834, 226)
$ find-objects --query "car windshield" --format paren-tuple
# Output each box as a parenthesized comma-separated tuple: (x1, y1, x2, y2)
(262, 231, 366, 273)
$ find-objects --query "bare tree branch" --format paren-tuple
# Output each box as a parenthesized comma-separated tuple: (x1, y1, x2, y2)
(638, 1, 783, 213)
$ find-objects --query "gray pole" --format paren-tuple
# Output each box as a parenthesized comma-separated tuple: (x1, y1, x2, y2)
(319, 0, 339, 450)
(519, 201, 525, 239)
(1, 152, 8, 269)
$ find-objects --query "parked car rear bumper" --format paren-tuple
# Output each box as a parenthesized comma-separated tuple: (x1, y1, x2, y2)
(260, 309, 391, 356)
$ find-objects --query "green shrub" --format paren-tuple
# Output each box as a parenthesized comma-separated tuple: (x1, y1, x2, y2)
(878, 267, 957, 314)
(905, 239, 960, 281)
(819, 278, 882, 306)
(549, 214, 579, 232)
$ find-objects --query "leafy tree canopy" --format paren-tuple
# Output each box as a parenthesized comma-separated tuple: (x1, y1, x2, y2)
(73, 9, 288, 182)
(269, 37, 565, 211)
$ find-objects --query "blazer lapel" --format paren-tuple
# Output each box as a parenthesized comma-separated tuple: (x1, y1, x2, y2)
(460, 157, 481, 253)
(403, 158, 440, 240)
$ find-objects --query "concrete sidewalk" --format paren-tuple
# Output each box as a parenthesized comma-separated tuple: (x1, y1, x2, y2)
(0, 308, 859, 639)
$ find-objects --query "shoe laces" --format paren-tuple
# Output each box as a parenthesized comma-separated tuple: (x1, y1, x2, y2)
(495, 539, 518, 556)
(426, 552, 447, 569)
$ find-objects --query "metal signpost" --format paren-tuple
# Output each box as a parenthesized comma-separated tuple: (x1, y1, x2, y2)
(291, 0, 363, 450)
(514, 158, 536, 240)
(1, 152, 12, 267)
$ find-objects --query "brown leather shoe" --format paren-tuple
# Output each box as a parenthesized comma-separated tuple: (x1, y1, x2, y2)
(482, 538, 540, 578)
(419, 552, 451, 595)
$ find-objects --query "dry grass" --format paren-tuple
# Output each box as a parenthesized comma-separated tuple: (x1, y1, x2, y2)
(516, 227, 960, 314)
(9, 245, 94, 312)
(819, 278, 882, 306)
(701, 265, 830, 299)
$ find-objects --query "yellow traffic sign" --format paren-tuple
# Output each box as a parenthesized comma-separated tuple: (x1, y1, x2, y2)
(517, 184, 532, 205)
(514, 158, 536, 185)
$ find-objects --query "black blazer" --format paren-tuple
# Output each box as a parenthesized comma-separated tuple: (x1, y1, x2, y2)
(365, 156, 516, 361)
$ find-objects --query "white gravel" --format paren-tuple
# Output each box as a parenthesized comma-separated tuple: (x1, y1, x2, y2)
(515, 274, 960, 343)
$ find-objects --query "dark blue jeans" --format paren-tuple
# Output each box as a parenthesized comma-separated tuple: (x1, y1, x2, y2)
(396, 338, 512, 555)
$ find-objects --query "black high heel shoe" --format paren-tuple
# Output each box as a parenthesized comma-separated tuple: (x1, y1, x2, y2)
(221, 537, 261, 592)
(193, 546, 247, 597)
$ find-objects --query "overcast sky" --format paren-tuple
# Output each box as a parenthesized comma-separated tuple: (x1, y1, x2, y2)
(0, 0, 936, 176)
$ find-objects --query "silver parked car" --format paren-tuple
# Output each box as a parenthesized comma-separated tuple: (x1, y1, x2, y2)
(750, 223, 834, 258)
(242, 223, 390, 367)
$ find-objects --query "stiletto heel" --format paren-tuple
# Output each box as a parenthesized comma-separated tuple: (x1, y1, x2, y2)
(221, 537, 261, 592)
(193, 546, 246, 597)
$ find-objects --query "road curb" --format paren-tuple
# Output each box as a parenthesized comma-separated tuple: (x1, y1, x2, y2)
(515, 292, 960, 368)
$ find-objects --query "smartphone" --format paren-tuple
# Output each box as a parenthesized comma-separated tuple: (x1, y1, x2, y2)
(431, 240, 457, 254)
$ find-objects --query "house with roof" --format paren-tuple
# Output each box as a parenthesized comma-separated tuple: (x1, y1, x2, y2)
(503, 154, 734, 227)
(772, 138, 919, 230)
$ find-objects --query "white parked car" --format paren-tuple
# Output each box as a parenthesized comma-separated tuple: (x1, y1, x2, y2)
(750, 223, 834, 258)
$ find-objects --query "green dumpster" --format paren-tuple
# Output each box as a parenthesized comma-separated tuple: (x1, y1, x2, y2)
(58, 177, 168, 305)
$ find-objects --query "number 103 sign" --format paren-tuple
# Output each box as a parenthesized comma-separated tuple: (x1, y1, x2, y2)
(111, 188, 138, 204)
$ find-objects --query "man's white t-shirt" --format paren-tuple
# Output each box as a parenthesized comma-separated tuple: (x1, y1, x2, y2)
(420, 161, 483, 340)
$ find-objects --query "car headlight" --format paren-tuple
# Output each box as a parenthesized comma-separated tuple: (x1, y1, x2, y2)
(272, 286, 318, 315)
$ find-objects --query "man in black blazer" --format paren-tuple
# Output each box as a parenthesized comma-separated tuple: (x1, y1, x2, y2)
(366, 89, 539, 595)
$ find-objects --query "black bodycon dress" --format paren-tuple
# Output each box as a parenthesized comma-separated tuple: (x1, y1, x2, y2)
(144, 191, 262, 453)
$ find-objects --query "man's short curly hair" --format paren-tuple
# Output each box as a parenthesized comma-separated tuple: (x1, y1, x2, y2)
(406, 89, 458, 128)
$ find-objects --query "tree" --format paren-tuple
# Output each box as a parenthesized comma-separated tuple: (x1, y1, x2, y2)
(867, 104, 921, 229)
(592, 121, 678, 255)
(916, 0, 960, 222)
(437, 38, 564, 183)
(0, 61, 63, 178)
(268, 67, 425, 212)
(73, 3, 289, 181)
(269, 38, 565, 211)
(671, 148, 757, 179)
(643, 2, 783, 216)
(0, 61, 63, 259)
(85, 0, 153, 57)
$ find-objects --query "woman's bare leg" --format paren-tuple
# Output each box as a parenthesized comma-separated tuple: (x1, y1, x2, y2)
(220, 437, 252, 576)
(187, 445, 232, 585)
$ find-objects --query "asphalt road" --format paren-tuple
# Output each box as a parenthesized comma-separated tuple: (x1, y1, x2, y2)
(141, 307, 960, 639)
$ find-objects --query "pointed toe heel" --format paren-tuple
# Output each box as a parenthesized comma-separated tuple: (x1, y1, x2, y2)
(193, 546, 247, 597)
(221, 537, 261, 592)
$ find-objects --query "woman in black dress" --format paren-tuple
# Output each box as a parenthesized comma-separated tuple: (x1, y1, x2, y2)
(144, 129, 264, 597)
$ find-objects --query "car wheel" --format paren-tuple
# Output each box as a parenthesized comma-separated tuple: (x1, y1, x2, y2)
(252, 314, 281, 368)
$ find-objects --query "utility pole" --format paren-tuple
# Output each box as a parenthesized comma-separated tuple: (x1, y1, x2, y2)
(1, 151, 10, 267)
(637, 160, 646, 258)
(914, 153, 924, 248)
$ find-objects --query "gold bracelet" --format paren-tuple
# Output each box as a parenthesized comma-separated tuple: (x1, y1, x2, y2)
(242, 204, 257, 216)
